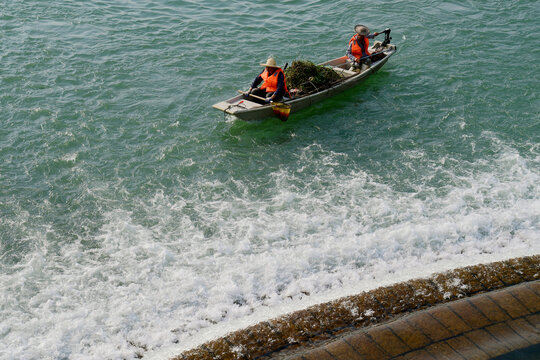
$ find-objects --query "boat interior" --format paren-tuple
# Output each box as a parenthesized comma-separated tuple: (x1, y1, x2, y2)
(213, 42, 395, 113)
(322, 42, 392, 78)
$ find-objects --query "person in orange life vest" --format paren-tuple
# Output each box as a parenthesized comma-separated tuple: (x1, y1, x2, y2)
(246, 58, 289, 104)
(346, 25, 382, 71)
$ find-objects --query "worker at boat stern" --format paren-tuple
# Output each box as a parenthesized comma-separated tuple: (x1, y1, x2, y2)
(246, 57, 290, 104)
(347, 25, 381, 71)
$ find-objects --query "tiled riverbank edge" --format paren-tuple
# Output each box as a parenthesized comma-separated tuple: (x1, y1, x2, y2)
(172, 255, 539, 360)
(291, 281, 540, 359)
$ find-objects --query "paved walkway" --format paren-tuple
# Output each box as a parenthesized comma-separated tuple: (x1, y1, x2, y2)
(172, 255, 539, 360)
(294, 281, 539, 360)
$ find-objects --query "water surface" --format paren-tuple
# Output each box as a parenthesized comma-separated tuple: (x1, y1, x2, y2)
(1, 0, 539, 359)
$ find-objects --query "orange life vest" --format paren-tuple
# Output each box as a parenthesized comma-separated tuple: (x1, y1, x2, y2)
(260, 68, 289, 95)
(349, 35, 371, 60)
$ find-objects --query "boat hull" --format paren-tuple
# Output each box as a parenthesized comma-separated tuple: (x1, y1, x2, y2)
(212, 46, 396, 121)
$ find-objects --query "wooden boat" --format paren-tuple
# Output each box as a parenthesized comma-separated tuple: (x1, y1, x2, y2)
(213, 31, 397, 121)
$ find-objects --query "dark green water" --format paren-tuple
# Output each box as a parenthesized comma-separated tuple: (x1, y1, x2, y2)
(493, 344, 540, 359)
(1, 0, 539, 358)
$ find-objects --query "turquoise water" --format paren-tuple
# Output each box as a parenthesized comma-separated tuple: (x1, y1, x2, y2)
(1, 1, 539, 359)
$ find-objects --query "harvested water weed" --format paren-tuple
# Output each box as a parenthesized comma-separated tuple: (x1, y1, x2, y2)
(284, 60, 341, 94)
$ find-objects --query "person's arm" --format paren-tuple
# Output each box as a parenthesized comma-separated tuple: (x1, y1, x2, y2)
(249, 70, 264, 92)
(250, 75, 262, 90)
(346, 41, 356, 62)
(272, 72, 285, 99)
(368, 32, 383, 53)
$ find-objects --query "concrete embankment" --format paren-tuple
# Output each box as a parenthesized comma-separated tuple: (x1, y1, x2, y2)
(172, 255, 539, 360)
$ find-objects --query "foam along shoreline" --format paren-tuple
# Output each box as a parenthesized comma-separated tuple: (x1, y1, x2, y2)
(171, 255, 539, 359)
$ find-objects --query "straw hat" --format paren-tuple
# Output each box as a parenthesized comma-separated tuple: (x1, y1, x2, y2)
(260, 57, 281, 68)
(354, 24, 369, 36)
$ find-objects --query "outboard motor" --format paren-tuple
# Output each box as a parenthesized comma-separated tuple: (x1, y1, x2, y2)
(381, 28, 392, 47)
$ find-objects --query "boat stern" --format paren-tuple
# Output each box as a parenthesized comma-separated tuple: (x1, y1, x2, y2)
(212, 94, 276, 121)
(212, 95, 261, 114)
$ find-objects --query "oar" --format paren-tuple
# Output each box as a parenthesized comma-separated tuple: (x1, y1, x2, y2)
(237, 90, 267, 103)
(237, 89, 290, 106)
(358, 50, 387, 62)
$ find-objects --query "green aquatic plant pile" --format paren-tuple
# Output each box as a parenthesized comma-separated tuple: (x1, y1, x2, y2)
(284, 60, 341, 93)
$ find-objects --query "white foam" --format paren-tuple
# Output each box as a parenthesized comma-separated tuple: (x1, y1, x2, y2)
(2, 145, 540, 360)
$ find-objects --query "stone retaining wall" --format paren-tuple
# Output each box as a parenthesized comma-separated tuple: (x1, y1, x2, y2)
(296, 281, 539, 359)
(172, 255, 539, 360)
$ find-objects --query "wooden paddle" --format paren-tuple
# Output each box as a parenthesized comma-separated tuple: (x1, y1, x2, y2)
(237, 90, 267, 103)
(237, 90, 291, 121)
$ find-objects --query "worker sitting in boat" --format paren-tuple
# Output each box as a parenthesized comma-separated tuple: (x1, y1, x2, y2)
(246, 57, 290, 104)
(346, 25, 382, 72)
